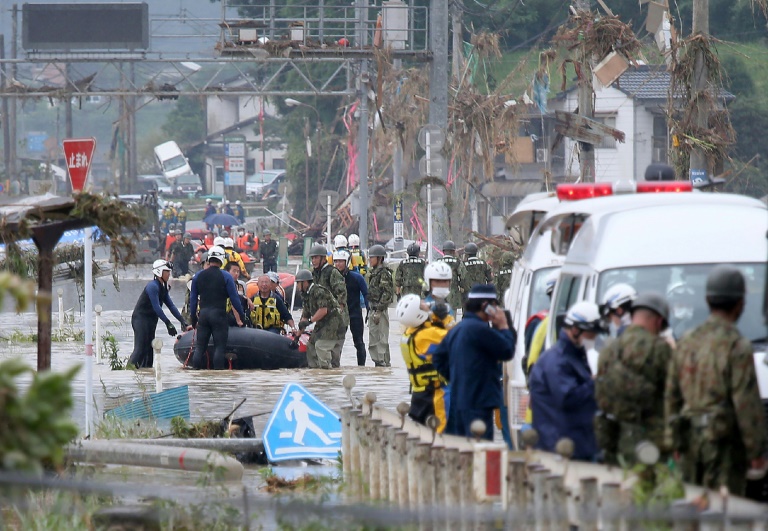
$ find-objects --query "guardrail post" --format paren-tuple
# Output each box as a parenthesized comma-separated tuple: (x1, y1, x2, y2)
(670, 500, 697, 531)
(368, 419, 382, 500)
(458, 450, 473, 523)
(377, 423, 389, 501)
(416, 442, 433, 525)
(601, 482, 622, 531)
(406, 437, 420, 508)
(531, 468, 549, 531)
(508, 458, 528, 523)
(547, 474, 566, 527)
(341, 406, 352, 481)
(444, 448, 461, 529)
(358, 413, 370, 498)
(578, 477, 599, 531)
(395, 431, 409, 507)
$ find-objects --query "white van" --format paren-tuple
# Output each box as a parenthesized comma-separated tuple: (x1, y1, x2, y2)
(154, 141, 192, 180)
(546, 190, 768, 396)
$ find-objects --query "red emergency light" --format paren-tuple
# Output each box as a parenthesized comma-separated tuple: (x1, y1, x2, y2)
(636, 181, 693, 193)
(556, 183, 613, 201)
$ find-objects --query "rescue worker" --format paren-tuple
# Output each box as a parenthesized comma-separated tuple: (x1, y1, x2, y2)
(163, 203, 174, 229)
(600, 283, 637, 338)
(235, 200, 245, 224)
(528, 301, 604, 461)
(176, 202, 187, 233)
(310, 244, 348, 367)
(224, 200, 235, 217)
(333, 234, 349, 252)
(665, 266, 767, 496)
(169, 232, 195, 276)
(250, 274, 295, 333)
(347, 233, 367, 275)
(437, 240, 469, 310)
(217, 201, 224, 214)
(189, 246, 245, 369)
(203, 229, 215, 248)
(395, 242, 426, 299)
(295, 269, 342, 369)
(522, 269, 560, 379)
(128, 259, 190, 368)
(204, 199, 216, 230)
(462, 242, 493, 291)
(222, 238, 250, 280)
(423, 261, 455, 320)
(494, 251, 516, 303)
(433, 284, 515, 440)
(595, 292, 672, 466)
(366, 244, 395, 367)
(397, 294, 451, 432)
(164, 223, 177, 255)
(260, 230, 278, 273)
(224, 261, 253, 327)
(165, 229, 183, 261)
(334, 250, 369, 366)
(241, 229, 259, 256)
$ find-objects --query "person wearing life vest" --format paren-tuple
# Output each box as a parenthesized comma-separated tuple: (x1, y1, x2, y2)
(128, 259, 190, 368)
(224, 261, 253, 327)
(176, 202, 187, 233)
(250, 274, 295, 334)
(267, 271, 286, 301)
(397, 294, 451, 432)
(347, 233, 367, 275)
(203, 229, 215, 248)
(164, 223, 177, 255)
(222, 237, 250, 280)
(522, 269, 560, 380)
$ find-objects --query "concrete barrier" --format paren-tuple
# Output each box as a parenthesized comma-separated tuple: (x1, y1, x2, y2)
(66, 440, 244, 481)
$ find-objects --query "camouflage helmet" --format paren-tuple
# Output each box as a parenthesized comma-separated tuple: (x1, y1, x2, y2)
(368, 244, 386, 258)
(464, 242, 478, 256)
(309, 243, 328, 257)
(406, 242, 420, 257)
(500, 251, 515, 268)
(632, 292, 670, 325)
(442, 240, 456, 252)
(706, 265, 745, 304)
(295, 269, 314, 282)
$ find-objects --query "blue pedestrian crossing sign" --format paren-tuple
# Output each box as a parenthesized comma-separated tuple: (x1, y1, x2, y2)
(262, 383, 342, 462)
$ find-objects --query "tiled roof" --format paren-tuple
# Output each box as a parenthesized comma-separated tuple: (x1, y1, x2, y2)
(615, 65, 734, 101)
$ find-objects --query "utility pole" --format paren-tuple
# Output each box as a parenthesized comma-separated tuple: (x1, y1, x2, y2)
(9, 5, 18, 184)
(689, 0, 709, 182)
(65, 64, 73, 139)
(429, 0, 449, 247)
(575, 0, 595, 181)
(1, 35, 10, 183)
(392, 57, 404, 252)
(356, 0, 370, 249)
(128, 62, 138, 193)
(451, 0, 464, 83)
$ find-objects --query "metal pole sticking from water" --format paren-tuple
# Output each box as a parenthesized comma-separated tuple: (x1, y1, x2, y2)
(57, 287, 64, 331)
(289, 264, 299, 313)
(94, 304, 102, 364)
(426, 184, 433, 262)
(84, 227, 93, 437)
(327, 194, 332, 249)
(152, 338, 163, 393)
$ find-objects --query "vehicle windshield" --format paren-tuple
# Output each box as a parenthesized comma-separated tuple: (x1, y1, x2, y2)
(597, 263, 767, 342)
(163, 154, 188, 172)
(177, 174, 199, 185)
(247, 172, 279, 185)
(527, 266, 559, 320)
(155, 177, 171, 187)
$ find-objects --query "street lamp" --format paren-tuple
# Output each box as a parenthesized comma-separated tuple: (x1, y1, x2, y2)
(284, 98, 321, 223)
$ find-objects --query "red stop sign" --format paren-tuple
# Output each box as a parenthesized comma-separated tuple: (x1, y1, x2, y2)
(62, 138, 96, 192)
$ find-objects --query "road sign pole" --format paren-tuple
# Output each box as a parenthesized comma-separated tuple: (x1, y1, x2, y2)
(427, 184, 433, 262)
(84, 227, 93, 438)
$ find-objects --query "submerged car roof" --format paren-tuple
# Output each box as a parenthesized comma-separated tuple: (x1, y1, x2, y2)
(566, 198, 767, 271)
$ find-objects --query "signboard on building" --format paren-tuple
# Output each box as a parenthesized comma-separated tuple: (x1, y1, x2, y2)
(224, 135, 246, 186)
(393, 198, 404, 242)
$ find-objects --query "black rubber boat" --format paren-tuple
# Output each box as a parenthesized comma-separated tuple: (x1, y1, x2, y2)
(173, 327, 308, 370)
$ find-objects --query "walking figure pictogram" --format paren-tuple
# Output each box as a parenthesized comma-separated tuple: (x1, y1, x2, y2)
(285, 390, 333, 445)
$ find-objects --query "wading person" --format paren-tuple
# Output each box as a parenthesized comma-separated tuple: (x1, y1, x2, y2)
(189, 246, 245, 369)
(295, 269, 342, 369)
(397, 294, 451, 432)
(310, 243, 348, 367)
(129, 259, 190, 368)
(334, 250, 369, 366)
(433, 284, 515, 440)
(366, 245, 394, 367)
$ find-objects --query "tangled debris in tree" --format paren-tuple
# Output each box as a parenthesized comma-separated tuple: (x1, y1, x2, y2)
(170, 417, 226, 439)
(70, 193, 144, 266)
(666, 34, 735, 179)
(262, 473, 323, 493)
(552, 11, 642, 65)
(472, 233, 523, 266)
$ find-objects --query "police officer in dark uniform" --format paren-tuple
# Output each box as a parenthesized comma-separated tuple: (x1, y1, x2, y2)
(128, 259, 190, 368)
(260, 230, 278, 273)
(189, 246, 246, 369)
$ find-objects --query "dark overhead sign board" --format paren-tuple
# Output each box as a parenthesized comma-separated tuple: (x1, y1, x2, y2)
(22, 3, 149, 51)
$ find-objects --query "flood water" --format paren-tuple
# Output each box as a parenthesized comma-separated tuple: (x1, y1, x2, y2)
(1, 267, 412, 445)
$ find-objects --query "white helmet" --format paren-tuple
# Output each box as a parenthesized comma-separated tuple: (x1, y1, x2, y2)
(223, 237, 234, 248)
(213, 236, 225, 247)
(396, 294, 430, 328)
(236, 200, 241, 205)
(226, 200, 231, 205)
(207, 246, 226, 263)
(424, 261, 452, 287)
(206, 198, 212, 203)
(218, 201, 224, 208)
(332, 250, 350, 262)
(601, 283, 637, 314)
(545, 269, 560, 296)
(564, 301, 604, 332)
(176, 202, 182, 208)
(152, 259, 172, 278)
(348, 234, 360, 247)
(334, 234, 348, 249)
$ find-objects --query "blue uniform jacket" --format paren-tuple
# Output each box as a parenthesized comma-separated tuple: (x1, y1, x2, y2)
(189, 269, 245, 319)
(528, 330, 597, 461)
(433, 312, 516, 410)
(344, 269, 369, 315)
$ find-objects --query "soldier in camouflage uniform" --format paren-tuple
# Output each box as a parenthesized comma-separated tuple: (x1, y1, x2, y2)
(437, 240, 469, 310)
(462, 242, 492, 291)
(367, 244, 395, 367)
(295, 269, 342, 369)
(595, 292, 672, 466)
(309, 243, 348, 368)
(395, 242, 426, 299)
(494, 252, 515, 302)
(665, 266, 767, 496)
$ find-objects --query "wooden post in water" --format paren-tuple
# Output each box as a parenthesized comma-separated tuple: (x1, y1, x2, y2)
(601, 482, 622, 531)
(578, 477, 599, 531)
(395, 431, 409, 507)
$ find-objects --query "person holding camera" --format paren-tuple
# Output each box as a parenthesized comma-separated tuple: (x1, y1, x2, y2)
(433, 284, 516, 440)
